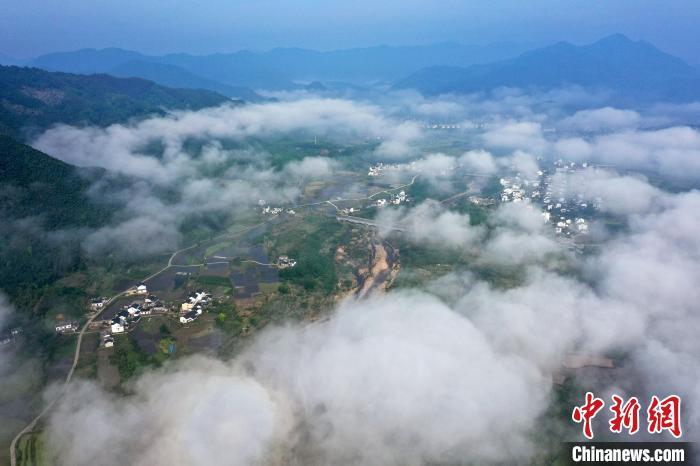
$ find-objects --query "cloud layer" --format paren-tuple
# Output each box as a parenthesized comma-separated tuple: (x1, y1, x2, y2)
(23, 93, 700, 464)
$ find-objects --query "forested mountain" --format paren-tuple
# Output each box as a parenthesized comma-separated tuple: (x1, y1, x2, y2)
(0, 135, 106, 228)
(0, 136, 111, 293)
(0, 65, 230, 138)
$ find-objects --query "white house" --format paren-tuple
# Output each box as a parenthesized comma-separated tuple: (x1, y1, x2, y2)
(90, 298, 106, 310)
(181, 291, 208, 312)
(55, 321, 78, 333)
(111, 322, 125, 333)
(277, 256, 297, 269)
(179, 307, 202, 324)
(127, 304, 141, 315)
(136, 284, 148, 295)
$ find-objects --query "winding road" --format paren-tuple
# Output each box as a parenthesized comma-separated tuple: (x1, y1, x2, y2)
(8, 219, 274, 466)
(8, 175, 419, 465)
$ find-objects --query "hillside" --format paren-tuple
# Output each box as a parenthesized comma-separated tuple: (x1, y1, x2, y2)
(0, 65, 230, 138)
(0, 135, 106, 228)
(394, 34, 700, 102)
(0, 136, 111, 292)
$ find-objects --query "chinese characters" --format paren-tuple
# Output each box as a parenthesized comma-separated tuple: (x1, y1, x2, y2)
(572, 392, 681, 439)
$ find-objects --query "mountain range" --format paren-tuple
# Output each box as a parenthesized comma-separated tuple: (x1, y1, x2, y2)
(18, 35, 700, 104)
(394, 34, 700, 102)
(26, 42, 530, 96)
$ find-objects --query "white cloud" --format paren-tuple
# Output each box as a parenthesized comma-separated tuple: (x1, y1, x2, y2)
(44, 187, 700, 464)
(376, 200, 485, 249)
(554, 127, 700, 180)
(559, 107, 642, 133)
(482, 121, 547, 154)
(33, 99, 423, 180)
(551, 169, 668, 216)
(284, 156, 337, 179)
(47, 292, 551, 466)
(45, 358, 292, 466)
(458, 149, 498, 174)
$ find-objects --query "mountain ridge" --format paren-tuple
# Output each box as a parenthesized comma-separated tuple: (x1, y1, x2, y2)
(393, 34, 700, 103)
(29, 42, 532, 89)
(0, 65, 231, 139)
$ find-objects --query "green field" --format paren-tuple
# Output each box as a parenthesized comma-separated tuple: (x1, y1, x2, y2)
(15, 432, 46, 466)
(195, 274, 233, 289)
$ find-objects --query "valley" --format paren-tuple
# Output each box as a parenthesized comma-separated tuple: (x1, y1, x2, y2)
(1, 22, 699, 465)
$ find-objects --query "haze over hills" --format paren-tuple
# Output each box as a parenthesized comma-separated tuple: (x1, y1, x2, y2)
(108, 60, 265, 102)
(0, 53, 26, 67)
(25, 35, 700, 106)
(3, 0, 700, 461)
(29, 42, 530, 90)
(0, 135, 110, 291)
(3, 23, 700, 466)
(0, 65, 231, 139)
(394, 34, 700, 103)
(0, 135, 106, 229)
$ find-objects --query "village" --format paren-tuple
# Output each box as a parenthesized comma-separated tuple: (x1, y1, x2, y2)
(367, 157, 594, 240)
(498, 159, 597, 239)
(51, 244, 300, 352)
(46, 155, 603, 355)
(61, 283, 205, 349)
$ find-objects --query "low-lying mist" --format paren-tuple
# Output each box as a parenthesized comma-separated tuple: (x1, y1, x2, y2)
(3, 88, 698, 465)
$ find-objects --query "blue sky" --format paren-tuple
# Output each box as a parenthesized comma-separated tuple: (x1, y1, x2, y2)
(2, 0, 699, 62)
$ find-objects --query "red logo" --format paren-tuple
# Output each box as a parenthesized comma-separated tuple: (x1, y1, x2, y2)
(609, 395, 640, 434)
(647, 395, 682, 438)
(572, 392, 605, 439)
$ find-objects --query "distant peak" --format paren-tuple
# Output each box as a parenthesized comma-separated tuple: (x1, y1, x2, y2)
(592, 33, 637, 46)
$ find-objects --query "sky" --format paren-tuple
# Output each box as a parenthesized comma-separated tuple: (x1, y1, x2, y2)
(1, 0, 699, 63)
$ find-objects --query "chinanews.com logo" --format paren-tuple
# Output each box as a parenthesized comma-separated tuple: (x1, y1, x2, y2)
(564, 392, 693, 465)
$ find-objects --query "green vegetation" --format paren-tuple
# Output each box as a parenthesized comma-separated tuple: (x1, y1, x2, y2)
(277, 282, 290, 294)
(0, 136, 113, 299)
(273, 215, 343, 292)
(244, 136, 374, 170)
(75, 332, 99, 379)
(195, 274, 232, 289)
(0, 65, 228, 138)
(406, 178, 440, 203)
(32, 285, 89, 321)
(452, 199, 492, 225)
(158, 336, 176, 355)
(15, 432, 46, 466)
(0, 136, 108, 229)
(212, 302, 243, 335)
(481, 176, 503, 197)
(109, 335, 151, 381)
(390, 232, 527, 290)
